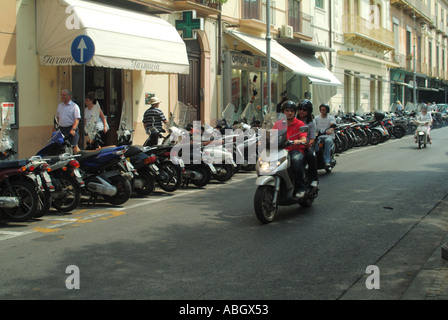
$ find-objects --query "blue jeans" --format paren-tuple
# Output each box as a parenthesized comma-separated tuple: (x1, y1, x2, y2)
(289, 150, 306, 192)
(316, 136, 334, 164)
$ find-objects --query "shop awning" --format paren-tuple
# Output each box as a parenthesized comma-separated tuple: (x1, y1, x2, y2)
(300, 55, 343, 87)
(226, 31, 332, 82)
(36, 0, 189, 74)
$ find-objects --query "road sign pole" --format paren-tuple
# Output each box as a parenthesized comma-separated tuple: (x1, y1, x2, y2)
(71, 35, 95, 149)
(80, 64, 85, 148)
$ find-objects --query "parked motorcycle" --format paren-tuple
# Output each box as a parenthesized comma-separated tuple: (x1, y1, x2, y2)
(254, 113, 317, 224)
(0, 159, 41, 222)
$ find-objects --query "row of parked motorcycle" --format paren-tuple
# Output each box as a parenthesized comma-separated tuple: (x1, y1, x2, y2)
(0, 101, 268, 223)
(328, 102, 448, 154)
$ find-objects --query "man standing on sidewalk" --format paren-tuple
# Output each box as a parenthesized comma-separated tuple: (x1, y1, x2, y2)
(56, 89, 81, 153)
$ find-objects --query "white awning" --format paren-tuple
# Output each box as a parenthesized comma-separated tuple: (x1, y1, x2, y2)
(226, 31, 331, 82)
(36, 0, 189, 74)
(300, 55, 343, 87)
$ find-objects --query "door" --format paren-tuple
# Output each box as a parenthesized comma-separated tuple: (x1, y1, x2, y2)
(178, 39, 201, 122)
(72, 66, 123, 145)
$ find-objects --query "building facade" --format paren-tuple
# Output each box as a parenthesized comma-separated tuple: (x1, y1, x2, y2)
(2, 0, 447, 158)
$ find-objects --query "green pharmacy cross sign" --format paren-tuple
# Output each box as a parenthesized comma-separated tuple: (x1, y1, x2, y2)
(175, 10, 204, 40)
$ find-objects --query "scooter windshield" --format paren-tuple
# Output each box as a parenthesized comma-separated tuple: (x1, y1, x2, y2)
(260, 113, 288, 150)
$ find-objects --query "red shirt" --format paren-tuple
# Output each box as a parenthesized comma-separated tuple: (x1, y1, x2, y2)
(273, 118, 307, 153)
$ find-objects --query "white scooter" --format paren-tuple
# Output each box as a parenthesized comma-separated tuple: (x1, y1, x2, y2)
(253, 114, 317, 224)
(414, 120, 430, 149)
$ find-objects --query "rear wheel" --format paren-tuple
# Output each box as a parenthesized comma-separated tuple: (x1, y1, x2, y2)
(190, 165, 211, 187)
(392, 126, 405, 138)
(254, 186, 278, 224)
(134, 169, 155, 195)
(157, 161, 182, 192)
(369, 130, 382, 145)
(52, 175, 81, 212)
(213, 164, 234, 182)
(103, 175, 132, 205)
(1, 180, 38, 222)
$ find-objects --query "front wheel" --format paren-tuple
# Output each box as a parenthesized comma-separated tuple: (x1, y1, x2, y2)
(254, 186, 278, 224)
(103, 175, 132, 205)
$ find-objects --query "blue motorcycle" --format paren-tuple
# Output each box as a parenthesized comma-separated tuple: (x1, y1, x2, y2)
(37, 131, 133, 206)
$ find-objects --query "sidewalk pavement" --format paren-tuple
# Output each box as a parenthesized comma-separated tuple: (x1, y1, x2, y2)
(402, 233, 448, 300)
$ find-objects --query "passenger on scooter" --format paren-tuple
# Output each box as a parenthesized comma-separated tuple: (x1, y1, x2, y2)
(273, 100, 308, 199)
(296, 99, 318, 188)
(314, 104, 336, 169)
(415, 104, 433, 144)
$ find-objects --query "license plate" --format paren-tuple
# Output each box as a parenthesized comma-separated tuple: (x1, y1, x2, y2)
(126, 160, 134, 171)
(43, 172, 52, 183)
(150, 164, 159, 173)
(74, 169, 82, 178)
(208, 163, 217, 174)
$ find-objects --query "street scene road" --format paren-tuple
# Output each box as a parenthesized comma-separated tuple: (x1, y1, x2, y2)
(1, 127, 448, 302)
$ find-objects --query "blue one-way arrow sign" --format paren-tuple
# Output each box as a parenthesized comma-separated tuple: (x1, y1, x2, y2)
(71, 35, 95, 64)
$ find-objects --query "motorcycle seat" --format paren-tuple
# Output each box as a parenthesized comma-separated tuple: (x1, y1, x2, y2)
(124, 145, 145, 157)
(76, 149, 105, 162)
(0, 159, 28, 169)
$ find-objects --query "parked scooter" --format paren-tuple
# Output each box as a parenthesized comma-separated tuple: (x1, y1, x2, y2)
(117, 102, 183, 193)
(37, 131, 133, 206)
(254, 113, 317, 224)
(44, 153, 83, 213)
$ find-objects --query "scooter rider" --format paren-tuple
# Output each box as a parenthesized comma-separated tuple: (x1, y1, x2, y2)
(314, 103, 336, 169)
(296, 99, 318, 188)
(415, 104, 433, 144)
(274, 100, 308, 198)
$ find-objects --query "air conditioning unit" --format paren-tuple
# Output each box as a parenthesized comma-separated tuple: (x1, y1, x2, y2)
(280, 25, 293, 39)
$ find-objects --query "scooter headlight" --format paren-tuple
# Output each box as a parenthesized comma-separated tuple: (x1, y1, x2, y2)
(258, 156, 286, 173)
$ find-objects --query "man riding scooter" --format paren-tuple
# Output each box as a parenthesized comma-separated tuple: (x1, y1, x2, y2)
(415, 104, 433, 144)
(273, 100, 308, 198)
(314, 103, 336, 170)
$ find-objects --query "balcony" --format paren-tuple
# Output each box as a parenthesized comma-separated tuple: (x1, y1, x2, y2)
(289, 11, 313, 40)
(342, 14, 394, 53)
(174, 0, 221, 16)
(390, 0, 431, 22)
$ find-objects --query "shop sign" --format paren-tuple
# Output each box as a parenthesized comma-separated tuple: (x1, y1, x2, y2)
(230, 52, 278, 72)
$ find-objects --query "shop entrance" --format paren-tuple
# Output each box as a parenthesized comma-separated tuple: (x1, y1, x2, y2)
(72, 66, 122, 146)
(178, 39, 201, 122)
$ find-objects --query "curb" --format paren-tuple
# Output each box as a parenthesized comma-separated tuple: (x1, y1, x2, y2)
(442, 242, 448, 261)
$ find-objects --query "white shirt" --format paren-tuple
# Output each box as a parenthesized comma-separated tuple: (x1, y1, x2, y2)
(315, 114, 336, 138)
(57, 100, 81, 127)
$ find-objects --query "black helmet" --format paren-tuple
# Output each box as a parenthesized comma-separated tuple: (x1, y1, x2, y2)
(298, 99, 313, 113)
(319, 103, 330, 113)
(280, 100, 297, 112)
